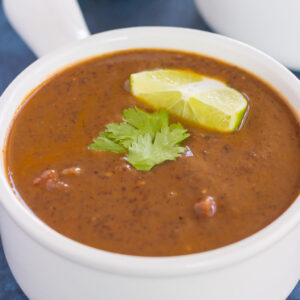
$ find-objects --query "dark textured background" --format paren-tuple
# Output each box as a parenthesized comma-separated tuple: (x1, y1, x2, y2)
(0, 0, 299, 299)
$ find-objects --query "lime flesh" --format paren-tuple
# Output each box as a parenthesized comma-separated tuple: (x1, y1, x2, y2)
(130, 69, 248, 132)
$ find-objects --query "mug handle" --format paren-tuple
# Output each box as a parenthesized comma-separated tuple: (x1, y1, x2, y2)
(3, 0, 90, 57)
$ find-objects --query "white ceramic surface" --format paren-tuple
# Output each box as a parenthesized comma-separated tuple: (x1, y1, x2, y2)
(1, 1, 300, 300)
(3, 0, 90, 57)
(194, 0, 300, 71)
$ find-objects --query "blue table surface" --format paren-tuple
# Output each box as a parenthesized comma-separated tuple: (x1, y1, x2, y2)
(0, 0, 299, 299)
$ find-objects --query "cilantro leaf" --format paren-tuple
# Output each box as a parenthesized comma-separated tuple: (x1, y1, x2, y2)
(88, 107, 190, 170)
(123, 107, 169, 139)
(105, 122, 139, 148)
(127, 124, 189, 171)
(88, 134, 125, 153)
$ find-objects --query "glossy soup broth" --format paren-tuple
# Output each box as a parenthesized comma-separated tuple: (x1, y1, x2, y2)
(5, 50, 300, 256)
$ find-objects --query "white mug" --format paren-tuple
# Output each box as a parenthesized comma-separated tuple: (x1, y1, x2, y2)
(1, 1, 300, 299)
(194, 0, 300, 71)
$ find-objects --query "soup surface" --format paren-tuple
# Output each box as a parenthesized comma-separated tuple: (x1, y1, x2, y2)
(5, 50, 300, 256)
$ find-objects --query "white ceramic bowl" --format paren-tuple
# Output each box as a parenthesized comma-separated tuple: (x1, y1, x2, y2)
(194, 0, 300, 71)
(1, 1, 300, 300)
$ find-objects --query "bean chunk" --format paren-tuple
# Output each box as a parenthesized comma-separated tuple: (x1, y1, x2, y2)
(61, 167, 82, 176)
(33, 167, 81, 191)
(194, 196, 217, 217)
(33, 169, 58, 185)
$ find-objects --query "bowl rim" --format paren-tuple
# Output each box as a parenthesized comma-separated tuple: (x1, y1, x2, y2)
(0, 26, 299, 277)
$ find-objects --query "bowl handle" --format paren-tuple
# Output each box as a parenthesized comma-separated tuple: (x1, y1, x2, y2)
(3, 0, 90, 57)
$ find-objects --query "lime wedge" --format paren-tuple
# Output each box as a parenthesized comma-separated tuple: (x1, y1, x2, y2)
(130, 69, 248, 132)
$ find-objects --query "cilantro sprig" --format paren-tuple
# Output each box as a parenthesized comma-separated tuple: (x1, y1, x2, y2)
(88, 107, 190, 171)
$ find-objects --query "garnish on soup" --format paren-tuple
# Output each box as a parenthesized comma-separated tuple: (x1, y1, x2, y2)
(88, 107, 190, 171)
(130, 69, 248, 132)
